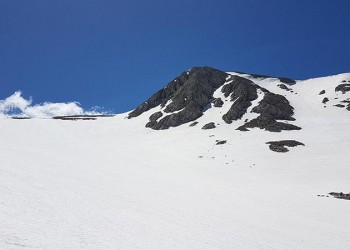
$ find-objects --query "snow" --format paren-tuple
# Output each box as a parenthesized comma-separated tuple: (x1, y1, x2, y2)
(1, 74, 350, 249)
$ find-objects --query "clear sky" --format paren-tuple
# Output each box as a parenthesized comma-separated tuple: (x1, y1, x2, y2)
(1, 0, 350, 113)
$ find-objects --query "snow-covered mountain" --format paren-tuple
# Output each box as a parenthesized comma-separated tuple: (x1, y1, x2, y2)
(1, 67, 350, 249)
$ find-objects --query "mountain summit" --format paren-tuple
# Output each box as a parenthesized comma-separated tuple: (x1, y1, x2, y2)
(129, 66, 349, 132)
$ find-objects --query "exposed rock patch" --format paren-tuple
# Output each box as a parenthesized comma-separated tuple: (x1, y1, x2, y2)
(189, 121, 198, 127)
(212, 98, 224, 107)
(221, 76, 260, 124)
(149, 111, 163, 122)
(216, 140, 227, 145)
(53, 115, 114, 121)
(340, 99, 350, 111)
(238, 116, 301, 132)
(202, 122, 216, 130)
(278, 77, 296, 85)
(329, 192, 350, 200)
(278, 84, 292, 91)
(129, 67, 300, 131)
(237, 92, 300, 132)
(322, 97, 329, 104)
(251, 92, 295, 121)
(128, 67, 228, 129)
(11, 117, 31, 120)
(319, 90, 326, 95)
(266, 140, 305, 152)
(335, 83, 350, 94)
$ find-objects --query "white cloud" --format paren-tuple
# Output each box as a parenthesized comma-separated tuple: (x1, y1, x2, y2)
(0, 91, 105, 118)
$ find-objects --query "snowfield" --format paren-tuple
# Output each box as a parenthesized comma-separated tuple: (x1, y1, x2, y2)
(1, 73, 350, 249)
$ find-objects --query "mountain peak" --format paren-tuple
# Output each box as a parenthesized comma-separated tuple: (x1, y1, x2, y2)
(128, 66, 303, 132)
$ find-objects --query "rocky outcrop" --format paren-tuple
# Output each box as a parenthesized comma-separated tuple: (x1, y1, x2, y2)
(128, 67, 228, 130)
(266, 140, 305, 152)
(212, 98, 224, 107)
(216, 140, 227, 145)
(202, 122, 216, 130)
(319, 90, 326, 95)
(278, 77, 296, 85)
(238, 115, 301, 132)
(329, 192, 350, 200)
(237, 92, 300, 132)
(128, 67, 300, 132)
(335, 84, 350, 94)
(322, 97, 329, 104)
(278, 84, 292, 91)
(252, 93, 295, 121)
(222, 76, 260, 124)
(53, 115, 114, 121)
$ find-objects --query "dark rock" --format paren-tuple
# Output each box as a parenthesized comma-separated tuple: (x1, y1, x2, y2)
(53, 114, 114, 120)
(202, 122, 216, 130)
(129, 67, 300, 131)
(239, 115, 301, 132)
(334, 104, 345, 108)
(145, 121, 157, 128)
(319, 90, 326, 95)
(129, 67, 228, 129)
(278, 77, 296, 85)
(266, 140, 305, 153)
(223, 81, 299, 132)
(11, 117, 31, 119)
(335, 84, 350, 94)
(216, 140, 227, 145)
(236, 126, 249, 131)
(189, 121, 198, 127)
(248, 73, 271, 79)
(212, 98, 224, 107)
(278, 84, 292, 91)
(52, 115, 105, 121)
(341, 80, 347, 83)
(322, 97, 329, 104)
(252, 92, 295, 121)
(221, 76, 259, 123)
(149, 111, 163, 122)
(329, 192, 350, 200)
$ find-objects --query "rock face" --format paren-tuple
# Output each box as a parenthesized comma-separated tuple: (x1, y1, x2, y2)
(237, 92, 300, 132)
(128, 67, 228, 129)
(222, 76, 259, 124)
(128, 66, 300, 132)
(335, 83, 350, 94)
(266, 140, 305, 152)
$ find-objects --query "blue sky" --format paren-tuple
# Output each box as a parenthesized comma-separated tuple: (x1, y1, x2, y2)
(1, 0, 350, 113)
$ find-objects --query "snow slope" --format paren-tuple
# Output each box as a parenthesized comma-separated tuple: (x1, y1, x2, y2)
(1, 73, 350, 249)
